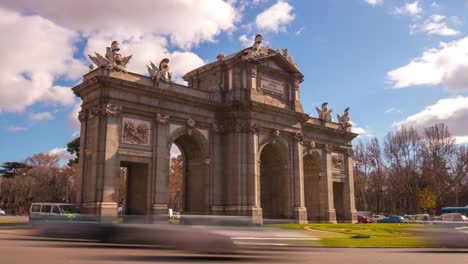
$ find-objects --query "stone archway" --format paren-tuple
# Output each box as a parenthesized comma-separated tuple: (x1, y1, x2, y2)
(74, 37, 358, 223)
(168, 129, 209, 215)
(303, 151, 322, 222)
(259, 141, 289, 219)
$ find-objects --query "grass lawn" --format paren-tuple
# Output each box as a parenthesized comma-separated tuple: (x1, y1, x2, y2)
(271, 223, 434, 247)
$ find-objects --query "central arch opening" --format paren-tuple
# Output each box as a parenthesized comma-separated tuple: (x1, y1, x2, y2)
(260, 142, 289, 219)
(168, 133, 208, 215)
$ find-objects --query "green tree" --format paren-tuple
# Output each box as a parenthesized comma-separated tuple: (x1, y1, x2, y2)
(0, 162, 29, 178)
(66, 137, 80, 166)
(418, 189, 436, 213)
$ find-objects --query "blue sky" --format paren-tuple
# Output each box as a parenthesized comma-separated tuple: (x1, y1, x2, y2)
(0, 0, 467, 164)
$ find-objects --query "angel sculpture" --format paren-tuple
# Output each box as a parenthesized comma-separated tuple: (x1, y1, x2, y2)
(316, 102, 333, 124)
(88, 41, 132, 72)
(337, 107, 351, 130)
(147, 58, 172, 83)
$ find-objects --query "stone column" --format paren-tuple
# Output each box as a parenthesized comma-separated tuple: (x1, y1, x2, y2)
(292, 136, 307, 223)
(210, 124, 224, 215)
(319, 145, 336, 223)
(99, 104, 122, 217)
(247, 125, 262, 224)
(152, 114, 170, 217)
(80, 106, 102, 215)
(76, 109, 88, 205)
(343, 149, 357, 223)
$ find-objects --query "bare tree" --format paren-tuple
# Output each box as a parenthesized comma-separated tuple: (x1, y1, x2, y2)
(383, 125, 422, 214)
(420, 124, 455, 208)
(353, 140, 370, 211)
(448, 145, 468, 206)
(367, 138, 386, 212)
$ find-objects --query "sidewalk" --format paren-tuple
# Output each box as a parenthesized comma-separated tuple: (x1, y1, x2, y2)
(0, 216, 29, 224)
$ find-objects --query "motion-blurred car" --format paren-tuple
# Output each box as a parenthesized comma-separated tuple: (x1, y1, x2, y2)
(0, 208, 5, 215)
(381, 215, 405, 223)
(358, 215, 373, 223)
(441, 213, 467, 221)
(370, 214, 385, 222)
(34, 220, 237, 254)
(29, 203, 80, 222)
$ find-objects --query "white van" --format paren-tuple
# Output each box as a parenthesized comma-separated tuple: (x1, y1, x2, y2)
(29, 203, 80, 222)
(441, 213, 467, 222)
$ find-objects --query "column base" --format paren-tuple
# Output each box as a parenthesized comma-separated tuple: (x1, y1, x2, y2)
(345, 209, 358, 223)
(294, 207, 308, 224)
(81, 202, 118, 218)
(250, 207, 263, 225)
(152, 203, 169, 221)
(218, 205, 263, 225)
(210, 206, 225, 215)
(320, 209, 337, 223)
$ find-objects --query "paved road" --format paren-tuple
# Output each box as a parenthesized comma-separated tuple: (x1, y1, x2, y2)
(0, 229, 467, 263)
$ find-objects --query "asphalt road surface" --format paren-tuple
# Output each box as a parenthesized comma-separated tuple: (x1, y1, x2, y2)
(1, 229, 468, 264)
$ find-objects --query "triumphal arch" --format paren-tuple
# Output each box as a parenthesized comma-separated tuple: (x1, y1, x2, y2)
(73, 35, 357, 223)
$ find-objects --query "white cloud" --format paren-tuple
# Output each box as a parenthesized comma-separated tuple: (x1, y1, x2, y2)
(1, 0, 238, 50)
(295, 27, 305, 36)
(0, 0, 238, 115)
(256, 1, 295, 33)
(170, 144, 182, 158)
(351, 121, 373, 138)
(394, 1, 422, 17)
(454, 136, 468, 144)
(387, 36, 468, 91)
(0, 8, 86, 113)
(394, 96, 468, 144)
(365, 0, 384, 7)
(68, 103, 81, 129)
(449, 16, 463, 26)
(384, 107, 401, 114)
(48, 147, 75, 163)
(29, 111, 53, 121)
(6, 126, 28, 132)
(410, 15, 459, 36)
(239, 34, 253, 47)
(431, 2, 440, 9)
(71, 131, 80, 139)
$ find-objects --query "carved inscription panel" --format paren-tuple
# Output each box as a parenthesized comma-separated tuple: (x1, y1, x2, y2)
(122, 117, 151, 146)
(260, 75, 284, 95)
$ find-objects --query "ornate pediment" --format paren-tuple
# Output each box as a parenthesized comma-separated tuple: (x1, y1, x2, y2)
(255, 53, 302, 77)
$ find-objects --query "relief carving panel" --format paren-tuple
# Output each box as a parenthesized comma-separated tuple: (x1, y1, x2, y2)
(331, 153, 344, 173)
(122, 117, 151, 146)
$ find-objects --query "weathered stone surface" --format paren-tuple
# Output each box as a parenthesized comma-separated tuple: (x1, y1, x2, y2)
(74, 36, 358, 223)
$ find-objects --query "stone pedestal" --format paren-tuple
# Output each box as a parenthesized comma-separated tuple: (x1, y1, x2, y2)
(294, 207, 308, 224)
(250, 207, 263, 225)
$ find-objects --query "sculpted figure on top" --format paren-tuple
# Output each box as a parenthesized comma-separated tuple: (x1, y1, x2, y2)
(337, 107, 351, 130)
(242, 34, 270, 61)
(316, 102, 333, 124)
(88, 41, 132, 72)
(281, 48, 298, 68)
(147, 58, 172, 84)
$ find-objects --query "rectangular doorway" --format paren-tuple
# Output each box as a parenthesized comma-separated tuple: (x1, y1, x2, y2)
(120, 162, 149, 215)
(333, 182, 345, 222)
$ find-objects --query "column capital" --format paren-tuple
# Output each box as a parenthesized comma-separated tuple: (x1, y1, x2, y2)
(323, 144, 333, 154)
(155, 113, 170, 124)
